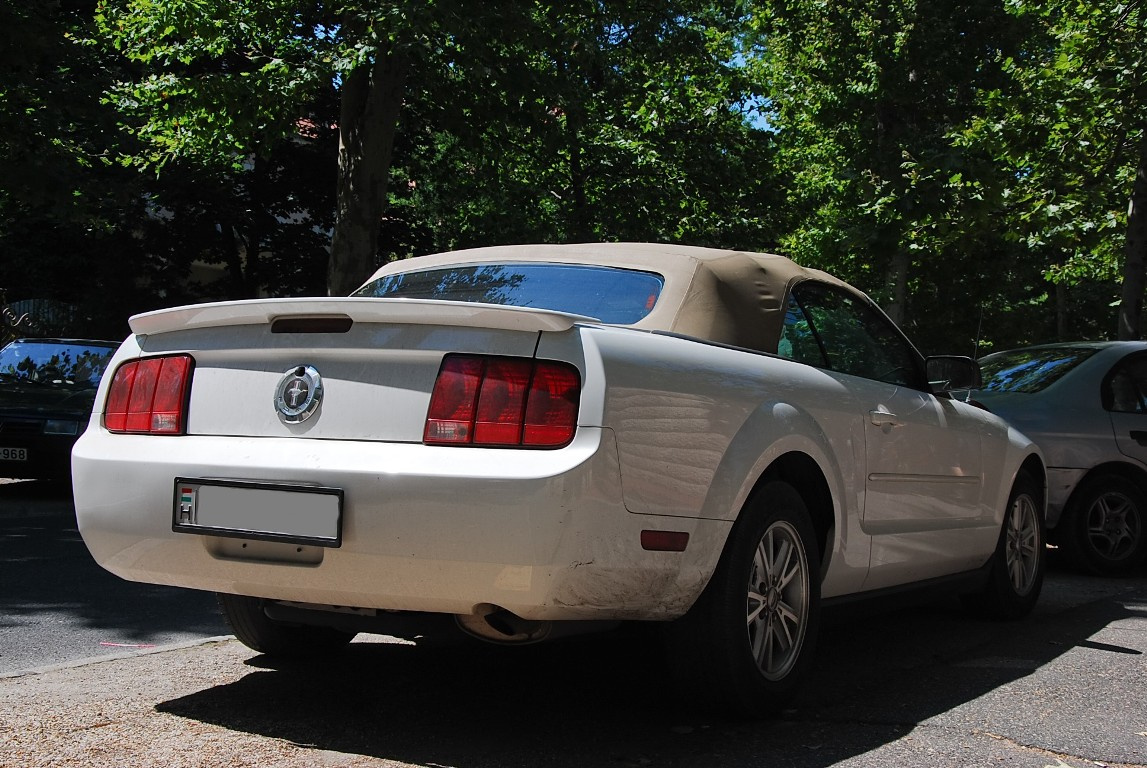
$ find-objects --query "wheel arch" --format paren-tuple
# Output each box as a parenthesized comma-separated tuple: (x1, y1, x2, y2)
(1055, 460, 1147, 540)
(1018, 453, 1048, 516)
(1071, 461, 1147, 503)
(1055, 460, 1147, 572)
(746, 451, 835, 571)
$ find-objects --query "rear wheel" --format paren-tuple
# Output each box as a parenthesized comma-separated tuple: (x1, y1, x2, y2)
(1060, 474, 1146, 576)
(666, 481, 821, 717)
(217, 593, 357, 657)
(969, 472, 1044, 619)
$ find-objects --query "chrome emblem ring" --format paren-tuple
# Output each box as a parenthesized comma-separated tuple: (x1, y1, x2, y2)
(274, 365, 323, 424)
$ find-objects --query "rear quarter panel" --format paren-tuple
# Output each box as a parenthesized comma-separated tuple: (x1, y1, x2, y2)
(541, 326, 873, 596)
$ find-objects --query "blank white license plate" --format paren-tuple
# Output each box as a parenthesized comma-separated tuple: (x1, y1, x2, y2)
(172, 478, 343, 547)
(0, 447, 28, 462)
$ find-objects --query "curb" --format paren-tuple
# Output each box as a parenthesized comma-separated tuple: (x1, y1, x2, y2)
(0, 636, 237, 679)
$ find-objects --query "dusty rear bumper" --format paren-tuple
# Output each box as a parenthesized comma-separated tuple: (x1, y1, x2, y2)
(72, 427, 729, 622)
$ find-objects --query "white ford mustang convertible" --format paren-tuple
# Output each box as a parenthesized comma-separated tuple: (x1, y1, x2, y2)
(73, 243, 1046, 714)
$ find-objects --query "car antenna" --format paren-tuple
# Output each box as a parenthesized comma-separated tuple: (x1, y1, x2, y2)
(965, 306, 985, 403)
(972, 305, 984, 360)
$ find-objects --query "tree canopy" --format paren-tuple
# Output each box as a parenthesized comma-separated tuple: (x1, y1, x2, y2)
(2, 0, 1145, 353)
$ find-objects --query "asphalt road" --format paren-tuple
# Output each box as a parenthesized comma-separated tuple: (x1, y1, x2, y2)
(2, 477, 1146, 767)
(0, 478, 228, 674)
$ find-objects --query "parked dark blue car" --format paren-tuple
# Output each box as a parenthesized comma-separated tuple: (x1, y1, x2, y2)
(0, 338, 118, 479)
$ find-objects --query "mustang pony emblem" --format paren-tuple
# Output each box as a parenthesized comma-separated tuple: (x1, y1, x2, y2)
(274, 365, 323, 423)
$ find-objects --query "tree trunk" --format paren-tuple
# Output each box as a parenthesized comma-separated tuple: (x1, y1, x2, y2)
(1118, 134, 1147, 340)
(218, 215, 248, 300)
(884, 250, 909, 327)
(328, 49, 410, 296)
(567, 121, 591, 242)
(1056, 280, 1068, 340)
(242, 154, 272, 298)
(874, 94, 909, 327)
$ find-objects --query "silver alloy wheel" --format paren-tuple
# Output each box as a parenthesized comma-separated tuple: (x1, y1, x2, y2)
(1006, 491, 1041, 596)
(746, 519, 810, 681)
(1085, 490, 1142, 561)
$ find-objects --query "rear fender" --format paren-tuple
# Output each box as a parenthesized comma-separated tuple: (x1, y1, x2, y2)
(698, 402, 868, 593)
(699, 402, 847, 524)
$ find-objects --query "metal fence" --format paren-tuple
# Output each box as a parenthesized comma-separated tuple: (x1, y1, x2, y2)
(0, 289, 77, 346)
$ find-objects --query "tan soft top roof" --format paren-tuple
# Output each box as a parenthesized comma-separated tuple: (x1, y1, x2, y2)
(363, 242, 853, 354)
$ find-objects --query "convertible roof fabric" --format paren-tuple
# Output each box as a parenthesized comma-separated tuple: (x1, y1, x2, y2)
(364, 242, 854, 354)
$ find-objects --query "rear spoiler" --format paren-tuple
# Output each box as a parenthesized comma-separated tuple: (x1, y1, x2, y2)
(129, 297, 599, 336)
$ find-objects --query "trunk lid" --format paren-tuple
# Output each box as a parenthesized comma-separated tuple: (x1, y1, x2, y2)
(128, 298, 590, 443)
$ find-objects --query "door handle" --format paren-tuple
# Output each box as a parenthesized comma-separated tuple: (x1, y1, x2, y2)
(869, 410, 902, 428)
(1130, 430, 1147, 447)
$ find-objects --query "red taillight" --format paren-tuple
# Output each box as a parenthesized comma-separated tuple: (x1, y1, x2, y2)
(424, 355, 580, 448)
(424, 356, 484, 444)
(523, 361, 580, 446)
(473, 359, 532, 444)
(104, 355, 193, 435)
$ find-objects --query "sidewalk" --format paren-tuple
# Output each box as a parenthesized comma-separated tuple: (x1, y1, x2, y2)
(3, 582, 1147, 768)
(0, 638, 398, 768)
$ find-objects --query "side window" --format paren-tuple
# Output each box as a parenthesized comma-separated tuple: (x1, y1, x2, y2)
(781, 282, 922, 388)
(1104, 354, 1147, 413)
(777, 294, 827, 367)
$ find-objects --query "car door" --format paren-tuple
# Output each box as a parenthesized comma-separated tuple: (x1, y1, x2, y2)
(779, 283, 988, 588)
(1104, 351, 1147, 466)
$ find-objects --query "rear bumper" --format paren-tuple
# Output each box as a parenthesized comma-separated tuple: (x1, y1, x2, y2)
(72, 427, 728, 621)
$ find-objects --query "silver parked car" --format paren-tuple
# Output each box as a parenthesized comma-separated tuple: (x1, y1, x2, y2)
(975, 341, 1147, 575)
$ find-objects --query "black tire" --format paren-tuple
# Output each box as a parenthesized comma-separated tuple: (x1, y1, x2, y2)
(1059, 474, 1147, 576)
(665, 481, 821, 717)
(217, 593, 357, 657)
(969, 472, 1044, 619)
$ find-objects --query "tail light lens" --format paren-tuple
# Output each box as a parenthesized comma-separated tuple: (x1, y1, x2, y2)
(104, 355, 194, 434)
(425, 354, 580, 448)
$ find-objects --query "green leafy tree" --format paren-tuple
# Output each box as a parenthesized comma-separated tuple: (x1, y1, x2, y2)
(1, 0, 116, 222)
(958, 0, 1147, 340)
(0, 0, 168, 339)
(95, 0, 545, 294)
(95, 0, 781, 296)
(744, 0, 1032, 351)
(403, 1, 779, 252)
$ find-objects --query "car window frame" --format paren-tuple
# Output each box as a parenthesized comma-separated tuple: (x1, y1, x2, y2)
(1102, 351, 1147, 414)
(777, 280, 927, 390)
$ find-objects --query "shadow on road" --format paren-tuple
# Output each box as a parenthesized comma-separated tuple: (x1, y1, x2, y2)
(0, 477, 72, 506)
(155, 566, 1147, 768)
(6, 477, 1142, 763)
(0, 480, 226, 657)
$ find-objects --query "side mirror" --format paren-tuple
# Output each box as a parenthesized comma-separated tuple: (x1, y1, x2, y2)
(926, 355, 981, 393)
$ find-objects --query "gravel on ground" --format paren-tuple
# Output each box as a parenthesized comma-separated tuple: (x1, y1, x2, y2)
(0, 638, 408, 768)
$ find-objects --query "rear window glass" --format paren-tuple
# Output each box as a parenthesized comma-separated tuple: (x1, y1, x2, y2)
(353, 263, 664, 324)
(0, 340, 117, 387)
(978, 346, 1100, 393)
